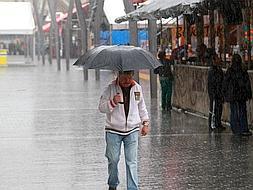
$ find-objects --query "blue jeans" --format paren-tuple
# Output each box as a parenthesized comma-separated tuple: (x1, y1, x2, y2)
(230, 101, 249, 134)
(105, 131, 139, 190)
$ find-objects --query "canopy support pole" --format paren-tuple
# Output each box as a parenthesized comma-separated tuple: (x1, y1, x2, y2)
(209, 9, 215, 49)
(148, 18, 158, 99)
(65, 0, 74, 71)
(123, 0, 139, 82)
(75, 0, 88, 80)
(33, 34, 36, 63)
(94, 0, 104, 80)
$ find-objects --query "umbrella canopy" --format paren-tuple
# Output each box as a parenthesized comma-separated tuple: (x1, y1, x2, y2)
(73, 45, 162, 71)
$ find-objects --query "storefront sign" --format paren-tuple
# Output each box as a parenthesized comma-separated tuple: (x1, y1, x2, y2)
(174, 25, 224, 38)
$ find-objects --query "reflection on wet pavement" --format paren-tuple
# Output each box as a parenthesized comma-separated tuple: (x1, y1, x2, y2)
(0, 64, 252, 190)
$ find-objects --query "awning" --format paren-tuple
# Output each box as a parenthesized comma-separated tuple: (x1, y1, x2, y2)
(0, 2, 35, 35)
(115, 0, 202, 23)
(43, 3, 89, 32)
(43, 12, 68, 32)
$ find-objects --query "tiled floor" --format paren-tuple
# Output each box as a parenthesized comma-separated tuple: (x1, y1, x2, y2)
(0, 60, 252, 190)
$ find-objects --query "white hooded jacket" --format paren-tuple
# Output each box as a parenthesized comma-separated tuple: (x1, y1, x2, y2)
(98, 80, 149, 135)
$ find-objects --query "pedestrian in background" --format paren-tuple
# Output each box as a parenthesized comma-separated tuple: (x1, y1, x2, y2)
(222, 54, 252, 136)
(196, 43, 207, 65)
(154, 50, 174, 111)
(98, 70, 150, 190)
(207, 53, 225, 131)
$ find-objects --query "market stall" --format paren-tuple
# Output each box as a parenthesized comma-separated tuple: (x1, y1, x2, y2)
(0, 2, 35, 65)
(115, 0, 253, 124)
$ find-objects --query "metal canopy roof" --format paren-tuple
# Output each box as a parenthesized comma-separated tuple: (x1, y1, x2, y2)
(115, 0, 202, 23)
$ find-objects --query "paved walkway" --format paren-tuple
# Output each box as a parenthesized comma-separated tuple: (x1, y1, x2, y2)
(0, 60, 253, 190)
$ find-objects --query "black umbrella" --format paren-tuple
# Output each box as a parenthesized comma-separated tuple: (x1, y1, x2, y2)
(73, 45, 161, 71)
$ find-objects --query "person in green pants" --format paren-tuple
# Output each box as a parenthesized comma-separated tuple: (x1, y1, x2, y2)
(154, 50, 174, 111)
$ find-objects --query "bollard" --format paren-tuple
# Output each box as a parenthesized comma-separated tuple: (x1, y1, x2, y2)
(0, 49, 7, 65)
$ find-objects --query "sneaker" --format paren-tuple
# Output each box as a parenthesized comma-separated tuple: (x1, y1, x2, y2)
(241, 131, 252, 136)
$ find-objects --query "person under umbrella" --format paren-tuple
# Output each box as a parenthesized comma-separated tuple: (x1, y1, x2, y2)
(98, 70, 149, 190)
(74, 45, 161, 190)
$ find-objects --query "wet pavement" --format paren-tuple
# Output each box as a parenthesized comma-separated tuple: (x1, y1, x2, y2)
(0, 60, 253, 190)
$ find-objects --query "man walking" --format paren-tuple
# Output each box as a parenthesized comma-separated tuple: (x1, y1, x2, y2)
(99, 70, 149, 190)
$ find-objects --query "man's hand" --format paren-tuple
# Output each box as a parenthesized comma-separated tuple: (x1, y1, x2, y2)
(141, 125, 149, 136)
(113, 93, 122, 105)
